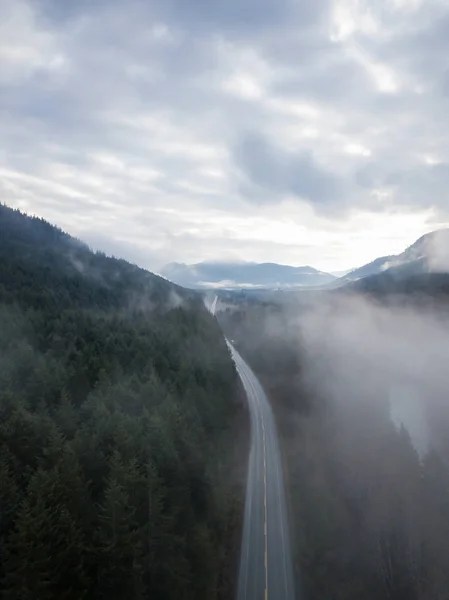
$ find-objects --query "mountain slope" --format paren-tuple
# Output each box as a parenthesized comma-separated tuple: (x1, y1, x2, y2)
(0, 203, 194, 311)
(162, 261, 336, 289)
(0, 204, 244, 600)
(342, 229, 449, 284)
(344, 271, 449, 299)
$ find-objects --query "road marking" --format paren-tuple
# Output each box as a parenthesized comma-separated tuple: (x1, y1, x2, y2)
(231, 345, 292, 600)
(276, 446, 290, 598)
(262, 416, 268, 599)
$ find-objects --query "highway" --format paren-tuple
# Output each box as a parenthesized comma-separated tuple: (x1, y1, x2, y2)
(228, 341, 296, 600)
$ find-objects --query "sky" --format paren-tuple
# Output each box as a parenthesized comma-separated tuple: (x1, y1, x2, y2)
(2, 0, 449, 273)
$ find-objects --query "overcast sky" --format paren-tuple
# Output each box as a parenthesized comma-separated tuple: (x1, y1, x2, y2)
(2, 0, 449, 272)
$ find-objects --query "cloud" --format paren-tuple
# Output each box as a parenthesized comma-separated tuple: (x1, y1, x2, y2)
(150, 0, 330, 37)
(299, 293, 449, 457)
(234, 132, 345, 208)
(0, 0, 65, 83)
(1, 0, 449, 271)
(356, 160, 449, 212)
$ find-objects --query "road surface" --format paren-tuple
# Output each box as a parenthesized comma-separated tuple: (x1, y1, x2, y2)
(228, 341, 296, 600)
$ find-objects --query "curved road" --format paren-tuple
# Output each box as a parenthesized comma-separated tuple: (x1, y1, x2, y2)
(227, 341, 296, 600)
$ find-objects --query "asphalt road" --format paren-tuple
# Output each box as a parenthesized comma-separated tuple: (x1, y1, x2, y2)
(228, 341, 296, 600)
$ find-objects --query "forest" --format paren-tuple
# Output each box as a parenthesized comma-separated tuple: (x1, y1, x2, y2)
(0, 204, 246, 600)
(219, 291, 449, 600)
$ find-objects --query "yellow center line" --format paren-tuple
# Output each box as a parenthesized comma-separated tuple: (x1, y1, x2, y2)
(262, 419, 268, 599)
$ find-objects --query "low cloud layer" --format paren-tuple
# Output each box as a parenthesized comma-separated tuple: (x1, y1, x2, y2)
(299, 294, 449, 456)
(2, 0, 449, 271)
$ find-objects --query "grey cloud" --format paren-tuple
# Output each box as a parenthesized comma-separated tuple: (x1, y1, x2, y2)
(37, 0, 330, 39)
(234, 132, 345, 206)
(3, 0, 449, 269)
(274, 58, 371, 103)
(356, 160, 449, 212)
(151, 0, 330, 37)
(366, 6, 449, 86)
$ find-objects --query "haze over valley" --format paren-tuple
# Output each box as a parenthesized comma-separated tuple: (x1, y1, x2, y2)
(163, 228, 449, 291)
(2, 204, 449, 599)
(3, 0, 449, 598)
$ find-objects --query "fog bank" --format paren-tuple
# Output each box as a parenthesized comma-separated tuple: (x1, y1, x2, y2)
(298, 294, 449, 456)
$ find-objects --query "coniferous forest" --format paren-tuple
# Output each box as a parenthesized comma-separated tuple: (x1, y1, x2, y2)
(5, 201, 449, 600)
(0, 204, 246, 600)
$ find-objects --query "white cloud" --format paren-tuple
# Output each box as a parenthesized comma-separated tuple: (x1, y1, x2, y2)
(344, 143, 372, 157)
(1, 0, 449, 272)
(0, 0, 66, 82)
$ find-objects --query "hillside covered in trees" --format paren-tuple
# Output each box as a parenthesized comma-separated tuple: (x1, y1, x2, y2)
(0, 204, 246, 600)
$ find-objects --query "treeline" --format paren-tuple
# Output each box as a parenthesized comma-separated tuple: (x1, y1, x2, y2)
(0, 204, 245, 600)
(219, 296, 449, 600)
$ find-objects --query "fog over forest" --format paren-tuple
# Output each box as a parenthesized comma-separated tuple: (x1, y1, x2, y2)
(3, 204, 449, 599)
(220, 289, 449, 599)
(299, 295, 449, 457)
(4, 0, 449, 596)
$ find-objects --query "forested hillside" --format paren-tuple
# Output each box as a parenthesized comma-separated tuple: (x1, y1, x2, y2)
(0, 204, 246, 600)
(219, 294, 449, 600)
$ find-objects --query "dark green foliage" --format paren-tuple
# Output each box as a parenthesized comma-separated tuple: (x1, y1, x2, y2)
(0, 204, 243, 599)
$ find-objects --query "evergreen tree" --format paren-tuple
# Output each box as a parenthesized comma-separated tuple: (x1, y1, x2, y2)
(0, 203, 243, 599)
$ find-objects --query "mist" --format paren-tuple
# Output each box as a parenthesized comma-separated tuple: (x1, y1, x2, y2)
(427, 229, 449, 272)
(298, 294, 449, 457)
(218, 290, 449, 599)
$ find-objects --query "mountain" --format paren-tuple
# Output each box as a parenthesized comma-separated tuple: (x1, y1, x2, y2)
(346, 271, 449, 298)
(0, 204, 244, 600)
(0, 205, 195, 311)
(341, 229, 449, 284)
(162, 261, 336, 289)
(331, 269, 353, 277)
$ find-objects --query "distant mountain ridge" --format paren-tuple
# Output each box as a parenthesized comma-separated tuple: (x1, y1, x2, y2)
(341, 229, 449, 285)
(161, 261, 337, 290)
(163, 229, 449, 293)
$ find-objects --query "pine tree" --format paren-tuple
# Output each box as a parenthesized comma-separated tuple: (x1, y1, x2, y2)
(2, 469, 88, 600)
